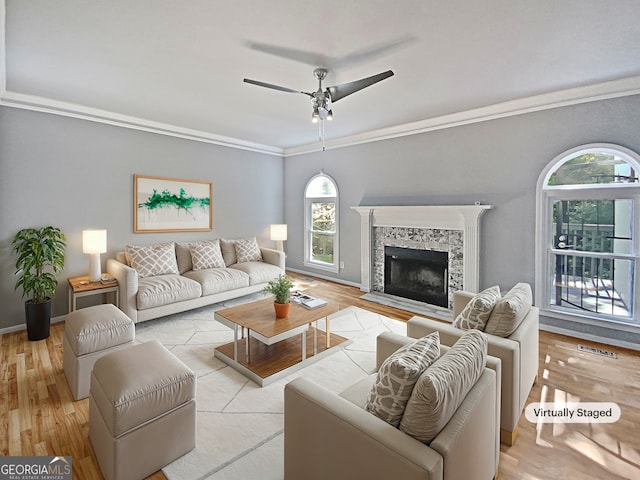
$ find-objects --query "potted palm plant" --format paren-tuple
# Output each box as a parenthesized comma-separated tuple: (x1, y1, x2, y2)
(12, 226, 66, 340)
(263, 274, 294, 318)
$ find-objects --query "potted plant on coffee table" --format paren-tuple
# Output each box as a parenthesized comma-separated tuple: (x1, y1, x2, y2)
(12, 226, 67, 341)
(263, 274, 294, 318)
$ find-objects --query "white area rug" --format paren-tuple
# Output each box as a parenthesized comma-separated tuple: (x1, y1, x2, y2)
(133, 294, 407, 480)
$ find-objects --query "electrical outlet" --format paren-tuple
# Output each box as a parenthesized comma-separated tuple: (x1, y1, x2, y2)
(340, 261, 345, 269)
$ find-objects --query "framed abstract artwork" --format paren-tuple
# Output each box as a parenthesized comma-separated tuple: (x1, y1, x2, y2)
(134, 174, 212, 233)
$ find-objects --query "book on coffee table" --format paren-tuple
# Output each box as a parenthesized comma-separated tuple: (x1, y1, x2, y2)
(291, 291, 328, 309)
(300, 297, 328, 309)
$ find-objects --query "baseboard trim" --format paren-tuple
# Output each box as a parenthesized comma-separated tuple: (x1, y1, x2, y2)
(0, 314, 66, 336)
(285, 268, 361, 288)
(539, 323, 640, 352)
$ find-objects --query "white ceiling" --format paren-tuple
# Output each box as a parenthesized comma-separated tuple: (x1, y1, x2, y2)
(3, 0, 640, 153)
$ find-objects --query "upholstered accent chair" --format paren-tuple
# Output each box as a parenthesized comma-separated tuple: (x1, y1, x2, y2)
(284, 331, 501, 480)
(408, 287, 539, 445)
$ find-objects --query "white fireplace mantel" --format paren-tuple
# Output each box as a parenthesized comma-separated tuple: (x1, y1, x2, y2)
(351, 205, 492, 294)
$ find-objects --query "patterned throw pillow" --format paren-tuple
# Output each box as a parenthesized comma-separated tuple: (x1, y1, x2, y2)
(125, 243, 179, 278)
(452, 286, 501, 331)
(399, 329, 488, 443)
(190, 240, 226, 270)
(234, 237, 263, 263)
(365, 332, 440, 428)
(484, 283, 532, 337)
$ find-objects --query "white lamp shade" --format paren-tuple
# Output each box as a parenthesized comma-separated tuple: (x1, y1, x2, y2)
(270, 224, 288, 241)
(83, 230, 107, 254)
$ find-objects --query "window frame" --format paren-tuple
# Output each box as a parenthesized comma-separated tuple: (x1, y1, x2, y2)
(535, 143, 640, 328)
(304, 173, 339, 273)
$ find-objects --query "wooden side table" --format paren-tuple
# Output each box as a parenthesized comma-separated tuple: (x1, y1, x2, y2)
(68, 274, 119, 312)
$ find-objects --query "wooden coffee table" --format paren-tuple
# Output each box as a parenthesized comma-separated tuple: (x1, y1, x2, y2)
(213, 297, 350, 386)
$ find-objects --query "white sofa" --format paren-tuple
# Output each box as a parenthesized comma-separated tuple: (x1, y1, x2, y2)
(107, 239, 284, 323)
(284, 331, 501, 480)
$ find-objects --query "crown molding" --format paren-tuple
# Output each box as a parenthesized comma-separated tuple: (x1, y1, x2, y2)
(2, 0, 640, 162)
(283, 76, 640, 157)
(3, 75, 640, 158)
(0, 91, 284, 156)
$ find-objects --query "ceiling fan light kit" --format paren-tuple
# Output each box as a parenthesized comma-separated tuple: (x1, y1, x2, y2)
(244, 68, 394, 150)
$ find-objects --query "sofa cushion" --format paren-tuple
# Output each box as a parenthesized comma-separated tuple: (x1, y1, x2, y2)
(190, 240, 226, 270)
(136, 274, 202, 310)
(452, 285, 501, 331)
(235, 237, 263, 263)
(364, 332, 440, 428)
(484, 283, 532, 337)
(229, 261, 282, 285)
(116, 251, 129, 266)
(220, 239, 237, 266)
(126, 242, 179, 278)
(399, 330, 488, 443)
(175, 242, 194, 274)
(339, 374, 377, 407)
(183, 268, 250, 296)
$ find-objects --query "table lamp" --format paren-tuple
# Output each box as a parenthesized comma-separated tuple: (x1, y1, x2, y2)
(270, 224, 287, 252)
(83, 229, 107, 282)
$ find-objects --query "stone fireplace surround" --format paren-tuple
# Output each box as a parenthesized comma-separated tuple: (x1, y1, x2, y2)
(352, 205, 492, 318)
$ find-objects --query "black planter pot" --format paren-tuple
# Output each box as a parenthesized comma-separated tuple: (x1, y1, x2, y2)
(25, 298, 51, 341)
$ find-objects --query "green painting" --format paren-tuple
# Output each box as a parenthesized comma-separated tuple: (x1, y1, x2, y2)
(135, 174, 212, 232)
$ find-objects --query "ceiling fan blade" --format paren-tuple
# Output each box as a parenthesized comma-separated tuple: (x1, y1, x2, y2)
(327, 70, 394, 103)
(243, 78, 312, 96)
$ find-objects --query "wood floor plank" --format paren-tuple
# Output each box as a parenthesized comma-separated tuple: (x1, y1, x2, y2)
(1, 270, 638, 480)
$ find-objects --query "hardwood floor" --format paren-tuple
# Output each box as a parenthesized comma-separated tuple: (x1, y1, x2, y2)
(1, 271, 639, 479)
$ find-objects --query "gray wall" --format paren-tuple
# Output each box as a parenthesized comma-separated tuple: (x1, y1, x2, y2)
(0, 107, 284, 329)
(284, 95, 640, 295)
(3, 95, 640, 337)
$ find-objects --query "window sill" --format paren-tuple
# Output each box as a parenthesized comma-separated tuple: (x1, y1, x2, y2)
(303, 260, 339, 274)
(540, 306, 639, 332)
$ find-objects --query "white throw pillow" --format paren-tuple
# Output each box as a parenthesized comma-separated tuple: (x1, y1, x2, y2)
(234, 237, 263, 263)
(484, 283, 532, 337)
(125, 243, 179, 278)
(219, 239, 237, 266)
(365, 332, 440, 428)
(399, 329, 488, 443)
(452, 286, 501, 331)
(190, 239, 226, 270)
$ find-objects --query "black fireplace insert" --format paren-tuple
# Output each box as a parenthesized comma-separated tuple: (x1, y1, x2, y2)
(384, 246, 448, 307)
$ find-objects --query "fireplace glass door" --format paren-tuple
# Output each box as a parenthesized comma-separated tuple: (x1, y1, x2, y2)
(384, 246, 448, 307)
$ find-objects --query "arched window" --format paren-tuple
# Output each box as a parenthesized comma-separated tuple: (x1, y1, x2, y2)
(536, 144, 640, 326)
(304, 173, 339, 272)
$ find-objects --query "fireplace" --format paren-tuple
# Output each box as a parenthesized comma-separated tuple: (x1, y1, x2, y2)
(351, 205, 492, 317)
(384, 246, 449, 307)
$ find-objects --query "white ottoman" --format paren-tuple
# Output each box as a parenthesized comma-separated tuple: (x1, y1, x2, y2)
(63, 304, 135, 400)
(89, 340, 196, 480)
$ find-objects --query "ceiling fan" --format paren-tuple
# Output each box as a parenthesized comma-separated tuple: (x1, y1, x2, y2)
(243, 68, 394, 149)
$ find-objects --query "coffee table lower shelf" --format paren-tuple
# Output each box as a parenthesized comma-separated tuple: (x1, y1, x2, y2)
(214, 327, 351, 386)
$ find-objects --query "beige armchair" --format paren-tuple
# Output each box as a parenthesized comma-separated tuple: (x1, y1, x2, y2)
(408, 289, 539, 445)
(284, 331, 501, 480)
